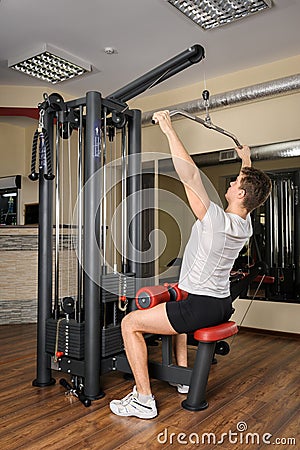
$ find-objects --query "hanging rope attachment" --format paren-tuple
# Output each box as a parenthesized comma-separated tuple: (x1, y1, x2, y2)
(29, 106, 55, 181)
(29, 92, 78, 182)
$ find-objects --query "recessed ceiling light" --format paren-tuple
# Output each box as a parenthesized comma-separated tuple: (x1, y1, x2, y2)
(8, 44, 92, 84)
(167, 0, 273, 30)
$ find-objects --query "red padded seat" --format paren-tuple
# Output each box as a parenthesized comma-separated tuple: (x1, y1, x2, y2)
(193, 321, 238, 342)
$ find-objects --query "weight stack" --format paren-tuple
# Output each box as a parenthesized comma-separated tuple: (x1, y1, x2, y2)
(102, 325, 123, 357)
(100, 273, 135, 356)
(46, 318, 85, 359)
(101, 272, 136, 303)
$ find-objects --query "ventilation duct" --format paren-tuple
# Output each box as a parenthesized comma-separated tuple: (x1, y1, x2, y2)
(142, 73, 300, 125)
(191, 140, 300, 167)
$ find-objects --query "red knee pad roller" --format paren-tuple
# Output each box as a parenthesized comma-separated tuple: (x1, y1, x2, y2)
(164, 283, 188, 301)
(135, 285, 170, 310)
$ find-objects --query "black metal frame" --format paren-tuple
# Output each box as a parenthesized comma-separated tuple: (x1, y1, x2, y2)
(32, 45, 206, 402)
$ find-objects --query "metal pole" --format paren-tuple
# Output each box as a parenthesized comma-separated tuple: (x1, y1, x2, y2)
(127, 110, 142, 287)
(288, 179, 293, 266)
(77, 105, 83, 322)
(54, 112, 62, 320)
(108, 45, 204, 103)
(280, 180, 284, 269)
(33, 108, 55, 387)
(294, 171, 300, 298)
(273, 182, 279, 268)
(102, 107, 107, 274)
(265, 188, 273, 270)
(83, 91, 104, 399)
(121, 126, 128, 273)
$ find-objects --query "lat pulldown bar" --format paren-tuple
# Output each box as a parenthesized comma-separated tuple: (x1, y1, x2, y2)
(152, 90, 242, 148)
(168, 109, 242, 148)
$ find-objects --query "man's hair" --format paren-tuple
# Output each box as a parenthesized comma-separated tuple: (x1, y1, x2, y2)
(240, 167, 272, 213)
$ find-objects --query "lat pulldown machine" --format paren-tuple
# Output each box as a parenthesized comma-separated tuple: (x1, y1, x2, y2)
(31, 45, 206, 405)
(31, 43, 251, 407)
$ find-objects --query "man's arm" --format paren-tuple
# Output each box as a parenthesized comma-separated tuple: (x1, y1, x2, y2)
(152, 110, 210, 220)
(236, 145, 252, 170)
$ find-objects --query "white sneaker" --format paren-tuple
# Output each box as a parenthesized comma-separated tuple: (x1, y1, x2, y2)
(169, 382, 189, 394)
(110, 386, 157, 419)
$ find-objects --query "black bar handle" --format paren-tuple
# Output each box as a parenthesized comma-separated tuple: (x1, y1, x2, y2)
(59, 377, 72, 390)
(59, 378, 91, 407)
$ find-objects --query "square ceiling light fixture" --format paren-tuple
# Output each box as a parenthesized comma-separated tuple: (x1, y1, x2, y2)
(167, 0, 273, 30)
(8, 44, 92, 84)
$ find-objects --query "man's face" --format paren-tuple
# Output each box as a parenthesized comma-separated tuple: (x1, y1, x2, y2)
(225, 174, 245, 202)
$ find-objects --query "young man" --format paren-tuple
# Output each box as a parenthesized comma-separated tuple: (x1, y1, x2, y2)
(110, 110, 272, 419)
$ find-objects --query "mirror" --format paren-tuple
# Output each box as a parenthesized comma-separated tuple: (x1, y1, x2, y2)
(158, 140, 300, 304)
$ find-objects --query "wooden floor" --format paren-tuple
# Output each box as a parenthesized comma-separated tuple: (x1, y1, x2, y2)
(0, 325, 299, 450)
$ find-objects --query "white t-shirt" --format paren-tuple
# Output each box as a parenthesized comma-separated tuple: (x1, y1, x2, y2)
(178, 202, 253, 297)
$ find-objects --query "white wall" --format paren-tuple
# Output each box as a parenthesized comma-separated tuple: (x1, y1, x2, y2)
(1, 55, 299, 332)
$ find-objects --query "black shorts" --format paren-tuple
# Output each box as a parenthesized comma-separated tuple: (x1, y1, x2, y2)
(166, 293, 234, 334)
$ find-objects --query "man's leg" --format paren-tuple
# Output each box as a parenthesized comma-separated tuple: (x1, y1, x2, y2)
(169, 333, 189, 394)
(121, 302, 177, 395)
(173, 334, 187, 367)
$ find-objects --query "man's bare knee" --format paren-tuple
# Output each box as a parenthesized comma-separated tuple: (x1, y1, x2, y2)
(121, 312, 137, 335)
